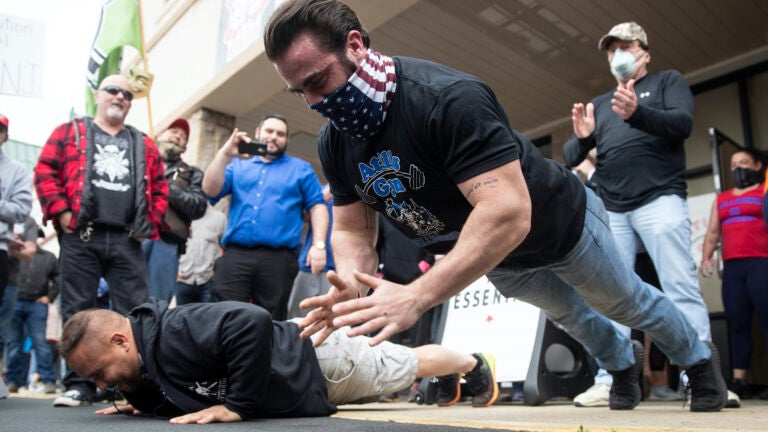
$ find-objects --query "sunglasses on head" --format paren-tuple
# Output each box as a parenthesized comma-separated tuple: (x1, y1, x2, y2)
(100, 85, 134, 101)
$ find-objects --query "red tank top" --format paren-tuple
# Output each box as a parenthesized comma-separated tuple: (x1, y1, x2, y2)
(717, 184, 768, 260)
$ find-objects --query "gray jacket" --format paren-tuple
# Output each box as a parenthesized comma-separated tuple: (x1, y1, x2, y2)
(0, 148, 33, 251)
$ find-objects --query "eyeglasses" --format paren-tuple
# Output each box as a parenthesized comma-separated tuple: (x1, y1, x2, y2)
(100, 85, 134, 101)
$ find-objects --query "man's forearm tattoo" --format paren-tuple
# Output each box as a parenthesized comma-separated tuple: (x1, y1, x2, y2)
(467, 177, 499, 198)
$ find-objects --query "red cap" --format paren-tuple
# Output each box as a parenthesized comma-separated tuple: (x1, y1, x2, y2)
(0, 113, 8, 130)
(166, 118, 189, 138)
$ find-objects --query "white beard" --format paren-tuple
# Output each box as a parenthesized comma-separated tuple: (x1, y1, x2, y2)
(106, 105, 125, 120)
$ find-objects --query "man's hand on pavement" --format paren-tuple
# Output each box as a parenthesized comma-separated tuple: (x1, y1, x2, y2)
(169, 405, 242, 424)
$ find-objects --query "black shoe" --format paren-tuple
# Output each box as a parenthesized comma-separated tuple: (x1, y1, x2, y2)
(608, 340, 643, 410)
(464, 353, 499, 407)
(435, 373, 461, 407)
(759, 387, 768, 400)
(94, 387, 123, 402)
(730, 378, 753, 400)
(685, 342, 726, 412)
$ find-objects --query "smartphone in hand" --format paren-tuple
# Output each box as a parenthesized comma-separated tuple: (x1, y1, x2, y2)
(237, 139, 268, 156)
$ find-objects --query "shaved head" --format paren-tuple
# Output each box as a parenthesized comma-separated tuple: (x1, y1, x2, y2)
(59, 308, 141, 392)
(58, 309, 125, 360)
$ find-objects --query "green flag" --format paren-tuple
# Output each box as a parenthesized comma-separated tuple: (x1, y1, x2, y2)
(85, 0, 143, 115)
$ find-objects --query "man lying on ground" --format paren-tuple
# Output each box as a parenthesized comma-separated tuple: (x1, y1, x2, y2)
(58, 299, 497, 424)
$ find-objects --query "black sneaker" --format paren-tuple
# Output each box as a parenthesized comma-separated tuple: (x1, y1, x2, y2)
(435, 373, 461, 407)
(608, 340, 643, 410)
(759, 387, 768, 400)
(730, 378, 753, 400)
(464, 353, 499, 407)
(685, 341, 726, 412)
(94, 387, 124, 402)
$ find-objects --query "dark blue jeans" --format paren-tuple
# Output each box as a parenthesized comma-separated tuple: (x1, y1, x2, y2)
(142, 238, 180, 303)
(0, 283, 18, 360)
(175, 280, 212, 305)
(6, 300, 56, 385)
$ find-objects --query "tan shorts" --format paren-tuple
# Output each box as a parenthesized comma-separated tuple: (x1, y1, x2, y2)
(312, 326, 418, 405)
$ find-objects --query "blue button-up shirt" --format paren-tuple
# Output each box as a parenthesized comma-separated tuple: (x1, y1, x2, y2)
(209, 154, 324, 249)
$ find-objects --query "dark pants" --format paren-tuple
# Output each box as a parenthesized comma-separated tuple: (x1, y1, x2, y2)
(59, 228, 148, 398)
(722, 257, 768, 370)
(176, 280, 212, 305)
(211, 245, 298, 321)
(0, 250, 8, 305)
(0, 284, 18, 360)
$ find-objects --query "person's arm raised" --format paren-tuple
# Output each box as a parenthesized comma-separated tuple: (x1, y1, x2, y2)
(202, 129, 246, 198)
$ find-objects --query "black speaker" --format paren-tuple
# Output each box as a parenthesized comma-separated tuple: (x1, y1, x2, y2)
(523, 311, 598, 405)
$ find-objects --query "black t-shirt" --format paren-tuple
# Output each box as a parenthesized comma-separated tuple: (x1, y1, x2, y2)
(320, 57, 586, 267)
(90, 125, 135, 227)
(562, 70, 693, 212)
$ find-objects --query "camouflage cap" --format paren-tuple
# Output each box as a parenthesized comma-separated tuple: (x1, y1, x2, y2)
(598, 22, 648, 51)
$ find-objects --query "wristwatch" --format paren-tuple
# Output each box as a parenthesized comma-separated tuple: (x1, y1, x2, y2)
(313, 241, 326, 250)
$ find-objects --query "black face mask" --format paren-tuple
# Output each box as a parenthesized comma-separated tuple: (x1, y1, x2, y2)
(732, 167, 763, 189)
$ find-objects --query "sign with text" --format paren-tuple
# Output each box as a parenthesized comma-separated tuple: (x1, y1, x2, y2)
(0, 14, 45, 99)
(439, 276, 540, 382)
(217, 0, 286, 70)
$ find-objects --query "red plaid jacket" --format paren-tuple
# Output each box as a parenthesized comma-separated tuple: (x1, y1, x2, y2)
(34, 117, 168, 240)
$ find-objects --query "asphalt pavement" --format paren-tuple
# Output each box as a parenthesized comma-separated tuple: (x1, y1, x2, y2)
(0, 397, 517, 432)
(2, 394, 767, 432)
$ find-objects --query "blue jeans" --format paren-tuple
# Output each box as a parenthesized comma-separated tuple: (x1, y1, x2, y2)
(175, 280, 212, 305)
(6, 300, 56, 385)
(142, 238, 180, 303)
(0, 284, 19, 360)
(607, 194, 711, 342)
(487, 187, 710, 371)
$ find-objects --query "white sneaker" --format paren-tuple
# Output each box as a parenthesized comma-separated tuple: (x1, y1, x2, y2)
(725, 390, 741, 408)
(0, 379, 8, 400)
(53, 390, 92, 407)
(574, 383, 610, 407)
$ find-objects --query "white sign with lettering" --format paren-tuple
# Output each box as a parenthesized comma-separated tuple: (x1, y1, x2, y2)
(439, 276, 540, 382)
(0, 14, 45, 99)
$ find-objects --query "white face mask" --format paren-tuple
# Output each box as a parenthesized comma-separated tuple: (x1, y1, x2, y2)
(610, 48, 637, 80)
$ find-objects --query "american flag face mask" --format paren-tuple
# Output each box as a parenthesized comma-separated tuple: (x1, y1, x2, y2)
(309, 49, 397, 139)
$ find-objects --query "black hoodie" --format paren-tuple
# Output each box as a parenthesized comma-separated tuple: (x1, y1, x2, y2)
(124, 300, 336, 419)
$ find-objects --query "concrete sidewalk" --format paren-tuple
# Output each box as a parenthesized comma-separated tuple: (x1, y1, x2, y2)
(335, 399, 768, 432)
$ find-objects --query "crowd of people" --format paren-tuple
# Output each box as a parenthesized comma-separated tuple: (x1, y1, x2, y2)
(1, 0, 767, 423)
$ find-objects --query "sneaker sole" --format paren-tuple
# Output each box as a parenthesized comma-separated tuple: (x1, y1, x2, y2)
(53, 400, 92, 407)
(574, 401, 609, 407)
(437, 378, 461, 407)
(472, 354, 499, 408)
